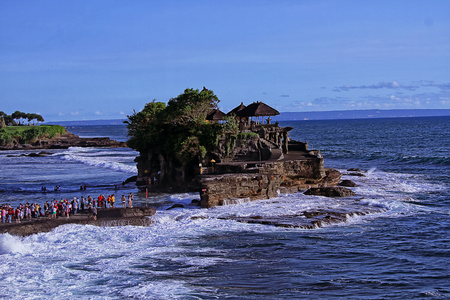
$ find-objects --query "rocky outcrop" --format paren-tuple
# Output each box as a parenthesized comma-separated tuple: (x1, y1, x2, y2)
(199, 173, 284, 208)
(339, 179, 358, 187)
(198, 162, 342, 208)
(304, 186, 356, 197)
(347, 172, 366, 177)
(7, 151, 53, 157)
(0, 131, 127, 150)
(218, 203, 386, 229)
(133, 121, 343, 208)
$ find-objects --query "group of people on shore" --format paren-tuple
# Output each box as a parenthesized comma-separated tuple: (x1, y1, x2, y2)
(0, 193, 134, 224)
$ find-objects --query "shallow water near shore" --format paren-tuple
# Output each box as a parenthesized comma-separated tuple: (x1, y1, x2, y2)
(0, 117, 449, 299)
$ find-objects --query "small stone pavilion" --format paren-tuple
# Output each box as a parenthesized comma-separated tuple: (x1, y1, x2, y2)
(227, 101, 291, 158)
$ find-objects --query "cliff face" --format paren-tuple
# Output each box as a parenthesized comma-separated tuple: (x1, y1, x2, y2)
(197, 155, 336, 208)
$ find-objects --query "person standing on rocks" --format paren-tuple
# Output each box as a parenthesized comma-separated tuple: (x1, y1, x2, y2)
(92, 205, 97, 221)
(128, 193, 133, 208)
(121, 195, 126, 208)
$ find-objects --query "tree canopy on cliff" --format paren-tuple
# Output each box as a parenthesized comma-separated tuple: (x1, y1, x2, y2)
(125, 88, 224, 162)
(0, 111, 44, 126)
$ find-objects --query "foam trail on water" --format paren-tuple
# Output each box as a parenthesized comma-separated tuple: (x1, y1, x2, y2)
(58, 148, 137, 173)
(63, 154, 136, 173)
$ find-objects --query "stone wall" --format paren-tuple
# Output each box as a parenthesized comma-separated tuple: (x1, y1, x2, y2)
(198, 156, 332, 208)
(199, 173, 284, 208)
(259, 155, 325, 179)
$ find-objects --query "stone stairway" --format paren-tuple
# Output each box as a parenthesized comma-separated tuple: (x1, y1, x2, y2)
(261, 138, 284, 161)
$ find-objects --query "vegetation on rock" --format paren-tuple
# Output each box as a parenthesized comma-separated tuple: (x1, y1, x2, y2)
(125, 88, 227, 161)
(0, 125, 66, 146)
(124, 88, 245, 187)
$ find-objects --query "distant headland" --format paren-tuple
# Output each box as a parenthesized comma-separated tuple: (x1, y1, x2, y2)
(0, 113, 126, 150)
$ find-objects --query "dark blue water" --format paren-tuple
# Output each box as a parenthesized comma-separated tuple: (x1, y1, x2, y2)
(0, 117, 448, 299)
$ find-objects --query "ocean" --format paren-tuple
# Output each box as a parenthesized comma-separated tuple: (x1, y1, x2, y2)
(0, 117, 448, 299)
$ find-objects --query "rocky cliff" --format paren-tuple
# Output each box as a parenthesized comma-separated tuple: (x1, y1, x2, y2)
(0, 131, 127, 150)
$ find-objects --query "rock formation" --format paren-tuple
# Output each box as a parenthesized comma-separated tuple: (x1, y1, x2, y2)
(304, 187, 356, 197)
(0, 131, 127, 150)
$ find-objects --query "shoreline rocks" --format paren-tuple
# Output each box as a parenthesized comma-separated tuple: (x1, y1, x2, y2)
(0, 131, 127, 151)
(304, 186, 356, 197)
(339, 179, 358, 187)
(219, 204, 386, 229)
(0, 207, 156, 236)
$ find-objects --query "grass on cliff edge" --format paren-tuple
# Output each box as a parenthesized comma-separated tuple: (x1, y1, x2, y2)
(0, 125, 66, 145)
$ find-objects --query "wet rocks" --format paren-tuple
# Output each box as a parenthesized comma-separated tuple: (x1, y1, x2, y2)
(221, 204, 386, 229)
(166, 204, 184, 210)
(347, 172, 366, 177)
(339, 180, 358, 187)
(304, 186, 356, 197)
(7, 151, 53, 157)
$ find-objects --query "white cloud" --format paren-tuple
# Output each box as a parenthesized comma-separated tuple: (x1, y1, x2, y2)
(94, 111, 103, 115)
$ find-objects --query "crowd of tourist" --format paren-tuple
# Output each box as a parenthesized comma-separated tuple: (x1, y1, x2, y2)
(0, 193, 134, 224)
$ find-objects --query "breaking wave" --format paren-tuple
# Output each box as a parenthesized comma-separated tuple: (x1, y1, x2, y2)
(58, 147, 137, 173)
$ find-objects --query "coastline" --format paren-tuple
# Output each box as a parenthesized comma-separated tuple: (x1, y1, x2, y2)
(0, 130, 127, 151)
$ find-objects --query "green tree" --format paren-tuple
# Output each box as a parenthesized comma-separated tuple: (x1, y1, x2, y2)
(165, 87, 219, 125)
(12, 111, 28, 125)
(124, 100, 166, 151)
(125, 88, 221, 157)
(26, 113, 44, 125)
(12, 111, 22, 125)
(36, 114, 44, 125)
(26, 113, 35, 125)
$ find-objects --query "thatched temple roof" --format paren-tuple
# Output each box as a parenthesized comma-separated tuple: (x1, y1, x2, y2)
(227, 102, 246, 116)
(237, 101, 280, 117)
(206, 109, 226, 121)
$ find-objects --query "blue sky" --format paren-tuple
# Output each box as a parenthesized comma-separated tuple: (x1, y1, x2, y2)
(1, 0, 449, 121)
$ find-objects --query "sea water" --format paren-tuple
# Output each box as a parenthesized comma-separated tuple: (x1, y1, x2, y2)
(0, 117, 448, 299)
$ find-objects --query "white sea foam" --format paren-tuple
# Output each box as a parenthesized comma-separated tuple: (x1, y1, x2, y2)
(0, 165, 436, 299)
(0, 233, 32, 255)
(58, 148, 137, 173)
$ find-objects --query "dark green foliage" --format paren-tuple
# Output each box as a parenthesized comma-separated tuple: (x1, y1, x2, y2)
(238, 131, 259, 140)
(1, 111, 44, 126)
(125, 88, 222, 163)
(0, 125, 65, 146)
